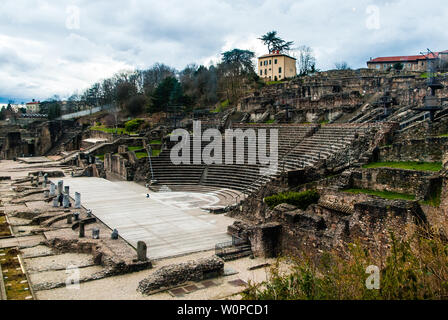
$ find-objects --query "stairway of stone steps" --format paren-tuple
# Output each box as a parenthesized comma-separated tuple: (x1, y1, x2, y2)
(216, 242, 253, 261)
(147, 123, 381, 197)
(347, 92, 383, 123)
(399, 111, 430, 130)
(351, 107, 383, 123)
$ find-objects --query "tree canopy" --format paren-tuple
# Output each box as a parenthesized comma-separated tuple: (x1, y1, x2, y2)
(259, 31, 294, 53)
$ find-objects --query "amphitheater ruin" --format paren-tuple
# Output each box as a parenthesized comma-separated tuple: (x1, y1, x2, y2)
(1, 68, 448, 300)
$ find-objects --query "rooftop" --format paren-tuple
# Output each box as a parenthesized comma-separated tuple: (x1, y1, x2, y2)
(258, 51, 296, 60)
(368, 52, 441, 64)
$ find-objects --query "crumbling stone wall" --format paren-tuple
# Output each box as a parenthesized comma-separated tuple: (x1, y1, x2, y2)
(350, 168, 439, 200)
(104, 153, 131, 180)
(238, 69, 447, 123)
(229, 193, 427, 258)
(137, 256, 224, 295)
(379, 137, 448, 162)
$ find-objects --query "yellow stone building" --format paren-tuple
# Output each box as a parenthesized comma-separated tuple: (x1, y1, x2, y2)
(258, 50, 297, 81)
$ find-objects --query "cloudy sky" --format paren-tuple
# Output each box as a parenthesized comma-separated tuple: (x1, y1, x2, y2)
(1, 0, 447, 103)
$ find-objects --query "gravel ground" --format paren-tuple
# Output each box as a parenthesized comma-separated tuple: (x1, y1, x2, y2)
(30, 265, 105, 290)
(20, 245, 54, 258)
(24, 253, 95, 273)
(36, 250, 275, 300)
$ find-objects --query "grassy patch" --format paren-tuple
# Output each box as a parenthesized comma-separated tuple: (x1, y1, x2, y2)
(128, 146, 143, 152)
(90, 125, 135, 135)
(0, 248, 32, 300)
(133, 149, 160, 158)
(265, 119, 275, 124)
(439, 133, 448, 137)
(0, 215, 11, 237)
(150, 140, 162, 145)
(266, 81, 283, 85)
(363, 161, 442, 172)
(135, 152, 147, 159)
(343, 188, 415, 201)
(264, 190, 320, 209)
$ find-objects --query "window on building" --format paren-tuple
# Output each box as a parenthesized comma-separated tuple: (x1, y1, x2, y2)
(279, 67, 282, 73)
(376, 65, 380, 70)
(269, 60, 271, 65)
(260, 70, 262, 76)
(260, 61, 262, 66)
(274, 59, 277, 64)
(264, 69, 267, 75)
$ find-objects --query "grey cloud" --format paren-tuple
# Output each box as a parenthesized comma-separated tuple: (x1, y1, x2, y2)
(0, 0, 447, 100)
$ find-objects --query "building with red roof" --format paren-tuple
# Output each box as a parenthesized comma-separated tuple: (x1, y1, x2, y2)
(367, 51, 446, 72)
(25, 99, 40, 113)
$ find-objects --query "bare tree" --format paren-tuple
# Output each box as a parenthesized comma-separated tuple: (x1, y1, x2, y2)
(335, 62, 351, 70)
(297, 46, 317, 76)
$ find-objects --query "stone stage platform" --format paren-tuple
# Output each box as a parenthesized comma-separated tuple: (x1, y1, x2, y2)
(59, 177, 234, 259)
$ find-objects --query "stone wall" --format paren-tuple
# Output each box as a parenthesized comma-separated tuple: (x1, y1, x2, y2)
(379, 137, 448, 162)
(137, 256, 224, 295)
(0, 120, 78, 159)
(350, 168, 439, 200)
(104, 153, 130, 180)
(229, 187, 428, 258)
(396, 115, 448, 142)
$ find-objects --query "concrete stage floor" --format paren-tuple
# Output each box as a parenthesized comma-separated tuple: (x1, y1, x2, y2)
(59, 177, 234, 259)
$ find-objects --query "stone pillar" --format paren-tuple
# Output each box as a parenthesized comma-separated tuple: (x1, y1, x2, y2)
(57, 180, 63, 195)
(74, 192, 81, 209)
(73, 212, 80, 221)
(49, 183, 56, 196)
(111, 229, 119, 240)
(63, 194, 70, 208)
(79, 221, 85, 238)
(53, 197, 59, 207)
(67, 214, 72, 224)
(64, 186, 70, 196)
(137, 241, 147, 261)
(92, 228, 100, 239)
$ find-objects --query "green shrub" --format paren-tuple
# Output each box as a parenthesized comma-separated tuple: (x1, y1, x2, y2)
(264, 190, 320, 209)
(124, 119, 144, 133)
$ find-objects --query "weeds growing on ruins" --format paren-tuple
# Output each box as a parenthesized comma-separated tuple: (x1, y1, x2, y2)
(242, 223, 448, 300)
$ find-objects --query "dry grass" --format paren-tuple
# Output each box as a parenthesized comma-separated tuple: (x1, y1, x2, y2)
(242, 220, 448, 300)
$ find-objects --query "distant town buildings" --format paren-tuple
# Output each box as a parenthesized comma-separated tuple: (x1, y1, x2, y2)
(367, 50, 448, 72)
(258, 50, 297, 81)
